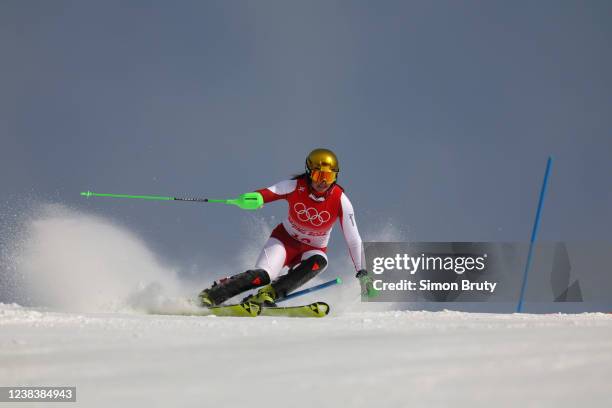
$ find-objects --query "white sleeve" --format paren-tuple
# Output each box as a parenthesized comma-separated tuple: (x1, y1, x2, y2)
(339, 192, 364, 272)
(266, 179, 297, 195)
(258, 179, 297, 203)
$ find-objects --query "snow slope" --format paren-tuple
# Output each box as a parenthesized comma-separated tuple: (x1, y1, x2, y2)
(2, 304, 612, 408)
(2, 205, 612, 407)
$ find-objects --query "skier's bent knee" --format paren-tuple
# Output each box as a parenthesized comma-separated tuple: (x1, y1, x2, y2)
(303, 254, 327, 271)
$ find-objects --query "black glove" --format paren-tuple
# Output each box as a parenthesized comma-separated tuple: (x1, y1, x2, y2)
(355, 269, 379, 298)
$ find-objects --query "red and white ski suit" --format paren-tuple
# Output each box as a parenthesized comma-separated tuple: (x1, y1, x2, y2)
(254, 177, 363, 280)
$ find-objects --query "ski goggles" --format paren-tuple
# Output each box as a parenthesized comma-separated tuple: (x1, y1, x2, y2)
(310, 169, 337, 184)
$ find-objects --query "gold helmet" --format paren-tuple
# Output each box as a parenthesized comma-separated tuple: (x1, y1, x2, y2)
(305, 148, 339, 184)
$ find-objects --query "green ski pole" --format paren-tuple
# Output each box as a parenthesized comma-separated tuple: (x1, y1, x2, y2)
(80, 191, 264, 210)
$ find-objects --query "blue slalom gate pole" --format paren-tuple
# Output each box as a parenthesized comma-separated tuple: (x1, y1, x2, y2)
(277, 277, 342, 303)
(517, 156, 553, 313)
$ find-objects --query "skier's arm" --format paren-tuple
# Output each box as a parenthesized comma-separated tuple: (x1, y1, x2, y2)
(338, 192, 364, 272)
(255, 180, 297, 204)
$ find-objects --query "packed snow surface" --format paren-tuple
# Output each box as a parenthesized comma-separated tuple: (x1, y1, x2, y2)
(1, 304, 612, 408)
(2, 205, 612, 407)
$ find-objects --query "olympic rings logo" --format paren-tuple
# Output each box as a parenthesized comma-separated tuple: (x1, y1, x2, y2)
(293, 203, 330, 226)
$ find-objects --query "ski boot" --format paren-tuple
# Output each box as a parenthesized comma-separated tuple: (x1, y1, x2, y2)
(198, 269, 270, 307)
(198, 290, 215, 307)
(242, 284, 277, 306)
(246, 254, 328, 305)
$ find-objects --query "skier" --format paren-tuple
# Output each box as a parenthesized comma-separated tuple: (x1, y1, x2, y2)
(198, 148, 367, 307)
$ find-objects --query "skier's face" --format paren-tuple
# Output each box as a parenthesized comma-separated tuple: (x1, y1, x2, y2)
(311, 178, 332, 193)
(309, 169, 336, 193)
